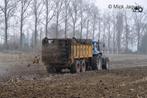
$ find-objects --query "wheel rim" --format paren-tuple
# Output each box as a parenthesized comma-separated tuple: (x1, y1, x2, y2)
(139, 8, 143, 12)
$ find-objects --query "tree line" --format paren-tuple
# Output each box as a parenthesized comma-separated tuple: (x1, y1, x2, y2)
(0, 0, 147, 54)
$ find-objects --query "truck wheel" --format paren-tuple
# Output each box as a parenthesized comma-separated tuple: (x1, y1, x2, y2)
(70, 60, 81, 73)
(81, 60, 86, 72)
(70, 64, 75, 73)
(46, 66, 56, 73)
(138, 7, 143, 12)
(102, 58, 110, 70)
(106, 58, 110, 70)
(96, 58, 102, 70)
(75, 60, 81, 73)
(55, 68, 62, 73)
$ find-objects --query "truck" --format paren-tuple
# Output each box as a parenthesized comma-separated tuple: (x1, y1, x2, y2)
(42, 37, 110, 73)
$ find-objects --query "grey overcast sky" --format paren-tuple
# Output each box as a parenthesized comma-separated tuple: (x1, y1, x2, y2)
(96, 0, 147, 10)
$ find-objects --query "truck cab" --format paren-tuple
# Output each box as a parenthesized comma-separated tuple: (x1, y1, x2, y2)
(92, 40, 102, 56)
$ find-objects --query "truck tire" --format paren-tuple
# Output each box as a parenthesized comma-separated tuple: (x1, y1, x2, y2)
(96, 57, 102, 70)
(81, 60, 86, 72)
(92, 56, 102, 70)
(106, 60, 110, 70)
(70, 60, 81, 73)
(46, 66, 56, 73)
(55, 68, 62, 73)
(102, 58, 110, 70)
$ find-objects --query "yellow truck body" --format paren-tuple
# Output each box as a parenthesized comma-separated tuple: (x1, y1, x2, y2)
(42, 38, 92, 67)
(71, 44, 92, 60)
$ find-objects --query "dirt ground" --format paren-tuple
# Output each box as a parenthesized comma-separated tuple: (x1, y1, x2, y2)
(0, 53, 147, 98)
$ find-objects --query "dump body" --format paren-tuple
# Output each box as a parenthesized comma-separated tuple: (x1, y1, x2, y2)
(42, 39, 70, 67)
(42, 38, 93, 68)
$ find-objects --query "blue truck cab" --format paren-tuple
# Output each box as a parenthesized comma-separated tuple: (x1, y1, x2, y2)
(92, 40, 102, 56)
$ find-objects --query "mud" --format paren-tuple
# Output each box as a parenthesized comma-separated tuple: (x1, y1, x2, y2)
(0, 54, 147, 98)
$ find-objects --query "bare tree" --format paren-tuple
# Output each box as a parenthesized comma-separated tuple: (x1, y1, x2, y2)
(140, 24, 147, 53)
(116, 12, 123, 53)
(69, 0, 80, 38)
(97, 16, 101, 40)
(44, 0, 55, 37)
(133, 13, 146, 53)
(0, 0, 18, 49)
(53, 0, 63, 38)
(112, 13, 117, 53)
(86, 19, 89, 39)
(85, 3, 91, 39)
(79, 0, 84, 39)
(19, 0, 32, 48)
(63, 0, 70, 38)
(105, 12, 112, 53)
(124, 12, 130, 52)
(32, 0, 43, 48)
(90, 5, 99, 40)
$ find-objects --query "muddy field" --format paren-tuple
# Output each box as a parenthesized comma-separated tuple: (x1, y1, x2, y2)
(0, 53, 147, 98)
